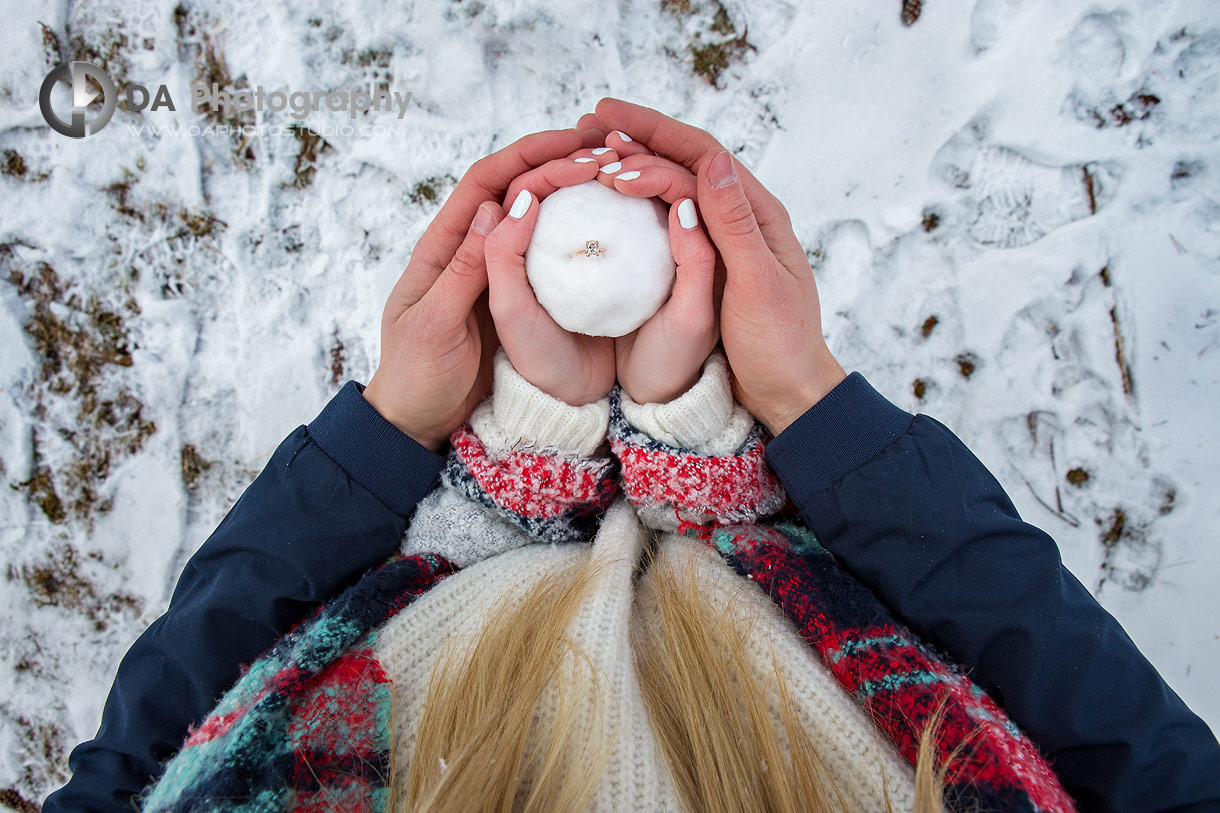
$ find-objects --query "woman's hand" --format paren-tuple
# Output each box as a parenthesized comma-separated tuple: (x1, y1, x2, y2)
(482, 152, 622, 406)
(581, 100, 846, 435)
(362, 128, 604, 452)
(598, 154, 719, 404)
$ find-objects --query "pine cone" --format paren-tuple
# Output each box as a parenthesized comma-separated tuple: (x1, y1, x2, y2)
(902, 0, 923, 26)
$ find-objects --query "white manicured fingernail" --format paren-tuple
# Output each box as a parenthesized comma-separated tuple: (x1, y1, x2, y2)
(599, 161, 622, 174)
(616, 170, 641, 181)
(612, 130, 633, 142)
(677, 198, 698, 230)
(574, 157, 596, 163)
(592, 147, 612, 155)
(508, 189, 532, 219)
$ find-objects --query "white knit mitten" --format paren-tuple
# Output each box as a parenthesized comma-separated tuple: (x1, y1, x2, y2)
(618, 350, 754, 455)
(403, 348, 616, 565)
(469, 347, 610, 457)
(610, 350, 786, 531)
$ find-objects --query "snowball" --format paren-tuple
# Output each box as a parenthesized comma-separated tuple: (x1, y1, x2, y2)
(525, 181, 675, 337)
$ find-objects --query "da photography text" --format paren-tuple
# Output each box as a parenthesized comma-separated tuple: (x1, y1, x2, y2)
(39, 60, 413, 139)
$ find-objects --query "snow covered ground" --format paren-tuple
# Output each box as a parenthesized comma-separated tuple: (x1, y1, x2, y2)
(1, 0, 1217, 805)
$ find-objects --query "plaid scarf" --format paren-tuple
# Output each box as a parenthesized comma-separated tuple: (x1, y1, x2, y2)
(709, 520, 1075, 812)
(141, 553, 453, 812)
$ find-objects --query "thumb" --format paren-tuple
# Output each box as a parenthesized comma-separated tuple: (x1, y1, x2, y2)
(483, 189, 549, 329)
(663, 198, 717, 327)
(427, 201, 501, 323)
(697, 151, 775, 277)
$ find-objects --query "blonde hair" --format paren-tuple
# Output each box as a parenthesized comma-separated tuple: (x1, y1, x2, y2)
(400, 556, 616, 812)
(398, 535, 954, 812)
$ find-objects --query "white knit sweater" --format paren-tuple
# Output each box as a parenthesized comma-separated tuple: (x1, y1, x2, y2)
(388, 349, 919, 811)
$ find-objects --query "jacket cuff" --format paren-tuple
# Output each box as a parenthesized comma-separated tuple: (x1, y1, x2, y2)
(763, 372, 914, 509)
(307, 380, 447, 517)
(618, 350, 754, 456)
(469, 347, 610, 457)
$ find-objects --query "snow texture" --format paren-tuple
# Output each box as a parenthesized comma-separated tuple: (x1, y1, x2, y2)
(526, 181, 675, 337)
(0, 0, 1218, 806)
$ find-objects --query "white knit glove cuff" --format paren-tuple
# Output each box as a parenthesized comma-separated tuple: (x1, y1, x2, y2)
(619, 350, 754, 456)
(468, 347, 610, 458)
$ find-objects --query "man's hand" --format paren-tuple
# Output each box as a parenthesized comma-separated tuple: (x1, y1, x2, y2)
(363, 128, 602, 452)
(581, 100, 846, 435)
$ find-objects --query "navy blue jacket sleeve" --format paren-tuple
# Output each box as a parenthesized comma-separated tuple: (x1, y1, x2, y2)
(42, 381, 446, 813)
(764, 372, 1220, 813)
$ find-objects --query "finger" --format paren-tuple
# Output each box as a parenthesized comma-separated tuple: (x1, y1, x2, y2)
(577, 113, 603, 132)
(619, 153, 696, 173)
(390, 128, 583, 313)
(590, 145, 619, 164)
(567, 146, 619, 167)
(583, 145, 624, 189)
(595, 152, 693, 193)
(423, 201, 502, 324)
(578, 125, 607, 148)
(587, 140, 630, 189)
(503, 155, 601, 206)
(696, 151, 782, 287)
(483, 190, 555, 335)
(607, 160, 697, 203)
(586, 144, 620, 179)
(594, 98, 723, 176)
(662, 198, 718, 335)
(593, 98, 798, 246)
(593, 155, 626, 187)
(605, 128, 654, 159)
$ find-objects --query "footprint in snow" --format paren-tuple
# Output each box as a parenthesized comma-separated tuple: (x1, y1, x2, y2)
(969, 0, 1025, 54)
(932, 124, 1119, 248)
